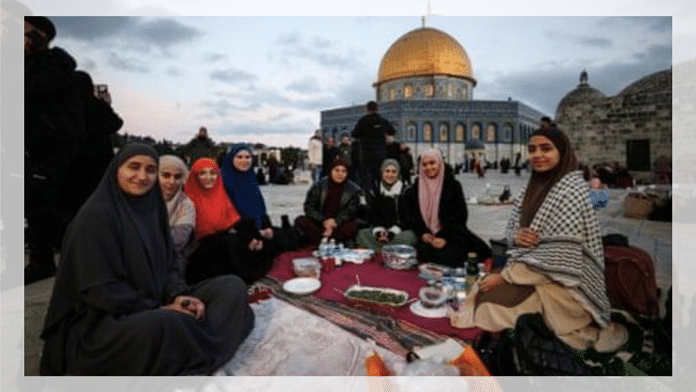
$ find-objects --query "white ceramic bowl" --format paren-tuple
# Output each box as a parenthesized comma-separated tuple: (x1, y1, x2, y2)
(418, 286, 448, 308)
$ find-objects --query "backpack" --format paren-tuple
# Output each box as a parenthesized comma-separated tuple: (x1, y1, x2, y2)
(603, 244, 660, 316)
(493, 313, 591, 376)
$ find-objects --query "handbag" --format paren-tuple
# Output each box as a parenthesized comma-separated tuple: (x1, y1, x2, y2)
(623, 192, 658, 219)
(503, 313, 591, 376)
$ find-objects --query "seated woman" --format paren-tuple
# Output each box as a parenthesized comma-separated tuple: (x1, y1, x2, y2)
(184, 158, 274, 285)
(158, 155, 195, 256)
(294, 158, 361, 246)
(40, 143, 254, 376)
(449, 127, 628, 352)
(355, 159, 417, 251)
(403, 149, 491, 268)
(220, 144, 297, 253)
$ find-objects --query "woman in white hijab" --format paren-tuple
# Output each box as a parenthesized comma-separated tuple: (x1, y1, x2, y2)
(159, 155, 196, 254)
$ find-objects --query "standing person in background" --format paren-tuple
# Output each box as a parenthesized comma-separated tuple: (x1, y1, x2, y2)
(351, 101, 396, 194)
(307, 130, 323, 183)
(337, 135, 353, 175)
(385, 134, 400, 161)
(65, 71, 123, 219)
(322, 136, 340, 177)
(24, 16, 85, 285)
(398, 143, 414, 186)
(185, 126, 215, 164)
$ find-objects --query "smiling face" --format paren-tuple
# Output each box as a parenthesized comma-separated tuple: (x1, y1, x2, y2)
(117, 155, 158, 197)
(197, 166, 219, 189)
(159, 167, 185, 201)
(330, 165, 348, 184)
(382, 166, 399, 185)
(528, 135, 561, 173)
(421, 156, 440, 179)
(232, 150, 253, 172)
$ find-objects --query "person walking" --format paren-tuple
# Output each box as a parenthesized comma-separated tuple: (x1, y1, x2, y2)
(351, 101, 396, 194)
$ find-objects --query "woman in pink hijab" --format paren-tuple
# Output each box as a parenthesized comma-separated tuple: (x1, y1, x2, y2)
(403, 149, 490, 268)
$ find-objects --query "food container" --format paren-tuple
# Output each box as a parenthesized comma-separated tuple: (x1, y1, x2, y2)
(344, 285, 409, 307)
(418, 263, 451, 281)
(418, 286, 448, 308)
(292, 257, 321, 279)
(381, 244, 417, 270)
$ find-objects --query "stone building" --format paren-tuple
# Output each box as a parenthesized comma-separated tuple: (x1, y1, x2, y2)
(555, 68, 672, 181)
(320, 26, 546, 166)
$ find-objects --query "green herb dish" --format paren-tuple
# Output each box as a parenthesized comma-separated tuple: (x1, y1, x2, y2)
(344, 285, 409, 307)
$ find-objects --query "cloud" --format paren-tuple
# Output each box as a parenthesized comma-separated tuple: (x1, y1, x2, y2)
(51, 16, 203, 53)
(209, 68, 259, 84)
(107, 52, 150, 73)
(483, 43, 673, 117)
(545, 31, 612, 48)
(271, 32, 363, 70)
(285, 76, 321, 93)
(51, 16, 137, 41)
(203, 53, 228, 62)
(595, 16, 672, 32)
(165, 67, 184, 77)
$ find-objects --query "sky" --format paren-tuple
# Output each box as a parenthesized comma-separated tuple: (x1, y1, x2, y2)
(45, 15, 673, 148)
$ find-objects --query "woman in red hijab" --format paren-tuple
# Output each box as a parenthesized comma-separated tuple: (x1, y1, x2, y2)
(184, 158, 273, 284)
(403, 149, 491, 268)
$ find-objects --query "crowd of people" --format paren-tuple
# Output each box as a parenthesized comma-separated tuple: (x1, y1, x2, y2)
(28, 17, 630, 376)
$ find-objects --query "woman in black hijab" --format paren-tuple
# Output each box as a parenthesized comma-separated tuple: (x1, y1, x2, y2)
(40, 143, 254, 376)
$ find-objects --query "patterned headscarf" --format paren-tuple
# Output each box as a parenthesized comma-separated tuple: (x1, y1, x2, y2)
(520, 126, 578, 227)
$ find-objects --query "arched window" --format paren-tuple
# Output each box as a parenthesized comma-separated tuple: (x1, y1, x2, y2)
(407, 122, 417, 141)
(503, 124, 513, 142)
(389, 88, 396, 101)
(472, 123, 481, 140)
(423, 122, 433, 141)
(486, 123, 496, 142)
(404, 84, 414, 98)
(439, 123, 449, 142)
(425, 84, 434, 98)
(455, 123, 465, 142)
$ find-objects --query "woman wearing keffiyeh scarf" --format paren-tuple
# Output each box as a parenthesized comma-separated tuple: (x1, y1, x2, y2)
(449, 127, 628, 353)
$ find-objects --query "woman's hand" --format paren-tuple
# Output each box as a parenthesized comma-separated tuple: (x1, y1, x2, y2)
(477, 273, 505, 292)
(421, 233, 434, 244)
(248, 238, 264, 251)
(431, 237, 447, 249)
(323, 218, 337, 237)
(514, 227, 539, 248)
(161, 295, 206, 321)
(260, 228, 274, 239)
(376, 230, 389, 243)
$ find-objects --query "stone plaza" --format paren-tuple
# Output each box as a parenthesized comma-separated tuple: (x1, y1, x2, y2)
(18, 169, 672, 376)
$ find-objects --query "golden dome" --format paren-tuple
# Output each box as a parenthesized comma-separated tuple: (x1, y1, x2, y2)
(377, 27, 475, 85)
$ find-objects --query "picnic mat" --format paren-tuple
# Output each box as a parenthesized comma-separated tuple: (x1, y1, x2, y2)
(221, 297, 409, 376)
(259, 250, 483, 355)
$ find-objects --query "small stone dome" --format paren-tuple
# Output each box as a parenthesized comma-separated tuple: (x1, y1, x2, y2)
(555, 70, 606, 120)
(618, 68, 672, 97)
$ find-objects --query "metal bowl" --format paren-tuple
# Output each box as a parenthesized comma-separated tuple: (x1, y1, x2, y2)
(381, 244, 417, 270)
(292, 257, 321, 279)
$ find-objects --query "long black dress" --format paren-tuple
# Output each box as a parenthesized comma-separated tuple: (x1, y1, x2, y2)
(40, 143, 254, 376)
(403, 166, 492, 268)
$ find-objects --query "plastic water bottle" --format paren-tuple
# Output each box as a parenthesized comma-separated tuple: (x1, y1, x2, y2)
(328, 238, 337, 256)
(319, 237, 329, 257)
